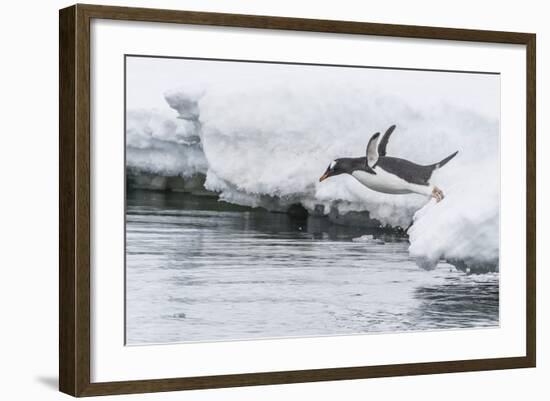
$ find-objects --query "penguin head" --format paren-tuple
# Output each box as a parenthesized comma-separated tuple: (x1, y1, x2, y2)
(319, 159, 346, 182)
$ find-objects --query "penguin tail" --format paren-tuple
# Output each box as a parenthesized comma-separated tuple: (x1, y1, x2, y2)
(433, 150, 458, 170)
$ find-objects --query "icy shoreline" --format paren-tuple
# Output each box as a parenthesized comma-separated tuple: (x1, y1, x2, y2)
(126, 76, 499, 274)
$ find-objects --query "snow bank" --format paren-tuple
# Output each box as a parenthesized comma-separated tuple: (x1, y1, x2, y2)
(126, 108, 206, 177)
(126, 63, 499, 267)
(408, 158, 499, 270)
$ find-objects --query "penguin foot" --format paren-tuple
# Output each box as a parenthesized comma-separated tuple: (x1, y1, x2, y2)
(431, 186, 444, 202)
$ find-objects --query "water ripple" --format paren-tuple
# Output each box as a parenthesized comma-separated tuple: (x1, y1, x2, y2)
(126, 192, 499, 344)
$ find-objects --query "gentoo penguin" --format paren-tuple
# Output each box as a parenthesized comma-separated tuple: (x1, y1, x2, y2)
(319, 125, 458, 202)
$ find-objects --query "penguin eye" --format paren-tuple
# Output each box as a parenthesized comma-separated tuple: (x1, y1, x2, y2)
(329, 161, 337, 171)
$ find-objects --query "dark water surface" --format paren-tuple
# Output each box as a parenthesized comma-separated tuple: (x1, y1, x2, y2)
(126, 190, 499, 344)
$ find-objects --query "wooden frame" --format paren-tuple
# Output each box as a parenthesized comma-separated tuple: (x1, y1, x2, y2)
(59, 3, 536, 397)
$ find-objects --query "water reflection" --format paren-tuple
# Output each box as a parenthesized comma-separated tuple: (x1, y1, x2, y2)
(126, 190, 499, 344)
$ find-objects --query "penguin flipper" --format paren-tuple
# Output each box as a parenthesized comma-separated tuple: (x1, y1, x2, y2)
(366, 132, 381, 169)
(378, 125, 396, 157)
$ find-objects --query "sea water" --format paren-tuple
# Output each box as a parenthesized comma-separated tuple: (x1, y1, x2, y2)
(125, 190, 499, 345)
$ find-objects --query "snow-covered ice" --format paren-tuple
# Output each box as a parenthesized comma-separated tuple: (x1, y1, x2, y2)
(126, 57, 500, 268)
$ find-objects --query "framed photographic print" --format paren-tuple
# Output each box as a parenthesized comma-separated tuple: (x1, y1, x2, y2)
(59, 4, 536, 397)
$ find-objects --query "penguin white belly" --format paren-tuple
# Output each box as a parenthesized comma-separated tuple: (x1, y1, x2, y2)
(351, 168, 432, 196)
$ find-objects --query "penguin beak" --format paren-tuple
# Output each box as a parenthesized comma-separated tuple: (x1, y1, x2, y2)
(319, 172, 330, 182)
